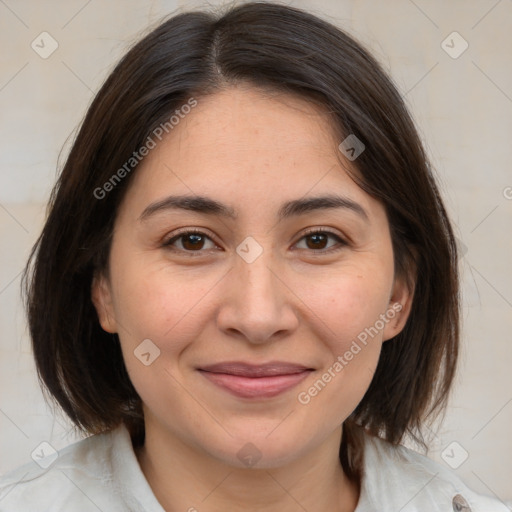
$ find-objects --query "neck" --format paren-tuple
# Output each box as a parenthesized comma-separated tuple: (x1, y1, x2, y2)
(135, 421, 360, 512)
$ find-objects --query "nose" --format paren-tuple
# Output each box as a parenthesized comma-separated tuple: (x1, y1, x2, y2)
(216, 247, 299, 345)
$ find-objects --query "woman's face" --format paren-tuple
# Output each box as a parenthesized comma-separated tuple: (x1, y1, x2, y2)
(93, 85, 411, 468)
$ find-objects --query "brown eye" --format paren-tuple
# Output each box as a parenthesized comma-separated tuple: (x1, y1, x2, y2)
(295, 230, 347, 252)
(180, 233, 206, 250)
(305, 232, 329, 250)
(163, 230, 217, 253)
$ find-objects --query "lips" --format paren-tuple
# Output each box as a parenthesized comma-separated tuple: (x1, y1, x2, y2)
(198, 361, 314, 399)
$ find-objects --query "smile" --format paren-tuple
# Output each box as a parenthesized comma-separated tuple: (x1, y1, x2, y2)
(197, 361, 314, 399)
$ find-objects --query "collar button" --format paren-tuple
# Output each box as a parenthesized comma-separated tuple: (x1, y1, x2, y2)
(452, 494, 472, 511)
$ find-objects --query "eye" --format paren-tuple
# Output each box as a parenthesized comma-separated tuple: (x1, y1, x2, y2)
(162, 229, 218, 253)
(294, 229, 347, 253)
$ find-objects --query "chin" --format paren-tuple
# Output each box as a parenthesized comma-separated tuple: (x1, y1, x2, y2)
(201, 426, 316, 470)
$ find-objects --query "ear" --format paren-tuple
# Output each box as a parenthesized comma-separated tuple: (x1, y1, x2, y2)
(382, 272, 415, 342)
(91, 272, 118, 333)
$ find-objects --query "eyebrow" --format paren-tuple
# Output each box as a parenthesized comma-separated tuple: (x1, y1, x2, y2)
(138, 193, 369, 222)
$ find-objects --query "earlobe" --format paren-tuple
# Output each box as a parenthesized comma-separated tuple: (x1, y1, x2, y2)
(382, 275, 415, 342)
(91, 273, 118, 333)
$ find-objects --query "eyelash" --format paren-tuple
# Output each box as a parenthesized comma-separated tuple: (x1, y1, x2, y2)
(162, 227, 348, 257)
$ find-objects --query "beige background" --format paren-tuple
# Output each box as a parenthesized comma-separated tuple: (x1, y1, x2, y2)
(1, 0, 511, 505)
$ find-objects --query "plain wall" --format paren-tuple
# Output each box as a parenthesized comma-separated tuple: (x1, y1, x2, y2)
(1, 0, 511, 504)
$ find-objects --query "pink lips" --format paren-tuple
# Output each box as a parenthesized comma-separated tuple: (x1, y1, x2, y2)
(198, 361, 313, 399)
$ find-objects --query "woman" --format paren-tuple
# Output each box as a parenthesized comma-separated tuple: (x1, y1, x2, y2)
(0, 2, 508, 511)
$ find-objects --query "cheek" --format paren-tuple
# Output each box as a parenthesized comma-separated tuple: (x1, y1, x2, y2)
(301, 269, 392, 347)
(293, 270, 390, 412)
(109, 254, 217, 343)
(108, 262, 213, 416)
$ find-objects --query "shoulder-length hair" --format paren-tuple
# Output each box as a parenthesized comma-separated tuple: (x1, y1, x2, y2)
(23, 1, 459, 481)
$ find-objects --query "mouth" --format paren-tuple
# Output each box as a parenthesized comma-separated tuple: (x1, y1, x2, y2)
(197, 361, 314, 399)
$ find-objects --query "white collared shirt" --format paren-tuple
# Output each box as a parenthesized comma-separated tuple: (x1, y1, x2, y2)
(0, 424, 509, 511)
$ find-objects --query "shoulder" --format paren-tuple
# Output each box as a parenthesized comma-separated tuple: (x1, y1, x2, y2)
(357, 433, 511, 512)
(0, 426, 123, 511)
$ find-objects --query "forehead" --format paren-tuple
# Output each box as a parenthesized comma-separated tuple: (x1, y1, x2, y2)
(120, 84, 374, 219)
(185, 84, 339, 141)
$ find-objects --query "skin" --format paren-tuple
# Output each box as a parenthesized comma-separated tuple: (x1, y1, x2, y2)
(92, 84, 413, 512)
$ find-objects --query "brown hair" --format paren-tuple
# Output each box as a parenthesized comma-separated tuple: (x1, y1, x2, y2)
(22, 1, 459, 482)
